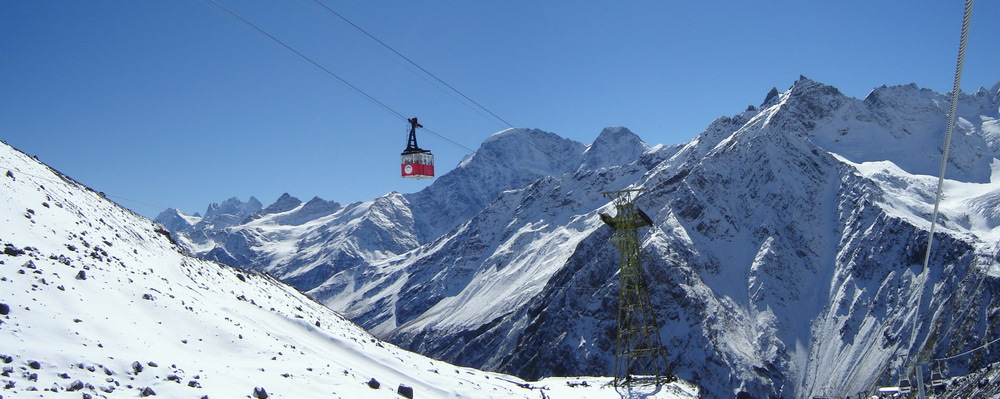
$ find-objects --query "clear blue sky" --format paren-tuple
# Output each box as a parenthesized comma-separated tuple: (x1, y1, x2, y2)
(2, 1, 997, 219)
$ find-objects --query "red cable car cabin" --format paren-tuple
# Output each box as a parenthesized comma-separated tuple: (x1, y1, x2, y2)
(401, 117, 434, 179)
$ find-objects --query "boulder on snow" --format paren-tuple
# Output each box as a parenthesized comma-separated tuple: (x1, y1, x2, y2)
(3, 245, 24, 256)
(140, 386, 156, 396)
(0, 303, 9, 315)
(397, 384, 414, 399)
(252, 386, 269, 398)
(367, 378, 380, 389)
(75, 270, 86, 280)
(131, 361, 143, 374)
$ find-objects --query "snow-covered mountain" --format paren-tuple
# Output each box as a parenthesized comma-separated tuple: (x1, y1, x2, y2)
(0, 140, 700, 397)
(158, 77, 1000, 398)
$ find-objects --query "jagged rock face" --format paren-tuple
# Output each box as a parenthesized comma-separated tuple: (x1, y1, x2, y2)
(161, 78, 1000, 398)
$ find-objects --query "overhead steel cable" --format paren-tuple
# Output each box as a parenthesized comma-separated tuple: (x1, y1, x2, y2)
(309, 0, 515, 130)
(900, 0, 974, 391)
(306, 0, 580, 173)
(921, 0, 974, 276)
(203, 0, 579, 175)
(205, 0, 407, 122)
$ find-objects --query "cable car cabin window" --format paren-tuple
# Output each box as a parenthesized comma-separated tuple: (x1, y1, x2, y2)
(401, 151, 434, 179)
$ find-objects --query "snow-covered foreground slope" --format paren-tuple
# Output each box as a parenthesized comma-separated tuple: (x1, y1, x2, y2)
(0, 141, 699, 398)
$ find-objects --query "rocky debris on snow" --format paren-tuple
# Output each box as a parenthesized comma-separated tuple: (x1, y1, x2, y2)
(252, 386, 269, 398)
(367, 377, 380, 389)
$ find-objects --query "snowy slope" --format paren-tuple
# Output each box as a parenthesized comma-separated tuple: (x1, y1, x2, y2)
(0, 140, 699, 398)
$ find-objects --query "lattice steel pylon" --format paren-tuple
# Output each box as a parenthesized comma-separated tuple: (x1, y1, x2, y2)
(600, 189, 674, 387)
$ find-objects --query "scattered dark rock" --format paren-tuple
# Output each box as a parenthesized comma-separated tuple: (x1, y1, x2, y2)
(0, 303, 9, 315)
(367, 378, 380, 389)
(1, 355, 11, 363)
(27, 372, 37, 381)
(5, 170, 14, 179)
(142, 294, 155, 301)
(140, 386, 156, 396)
(27, 360, 41, 369)
(59, 372, 71, 379)
(167, 374, 180, 383)
(147, 361, 158, 368)
(67, 380, 84, 391)
(75, 270, 86, 280)
(83, 393, 93, 399)
(236, 274, 246, 282)
(131, 361, 143, 374)
(252, 386, 269, 398)
(3, 244, 25, 256)
(188, 380, 201, 388)
(397, 384, 414, 399)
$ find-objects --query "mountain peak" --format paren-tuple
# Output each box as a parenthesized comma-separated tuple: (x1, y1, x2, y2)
(579, 126, 648, 171)
(473, 127, 586, 175)
(761, 87, 781, 107)
(787, 75, 843, 99)
(263, 193, 303, 214)
(204, 196, 262, 219)
(153, 208, 201, 232)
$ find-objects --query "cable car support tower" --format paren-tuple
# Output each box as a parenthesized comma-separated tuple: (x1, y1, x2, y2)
(600, 189, 674, 387)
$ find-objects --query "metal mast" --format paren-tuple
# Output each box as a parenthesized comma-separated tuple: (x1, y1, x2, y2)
(600, 189, 673, 387)
(404, 117, 424, 153)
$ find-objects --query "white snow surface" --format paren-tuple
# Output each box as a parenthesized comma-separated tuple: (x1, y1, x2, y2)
(0, 141, 699, 398)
